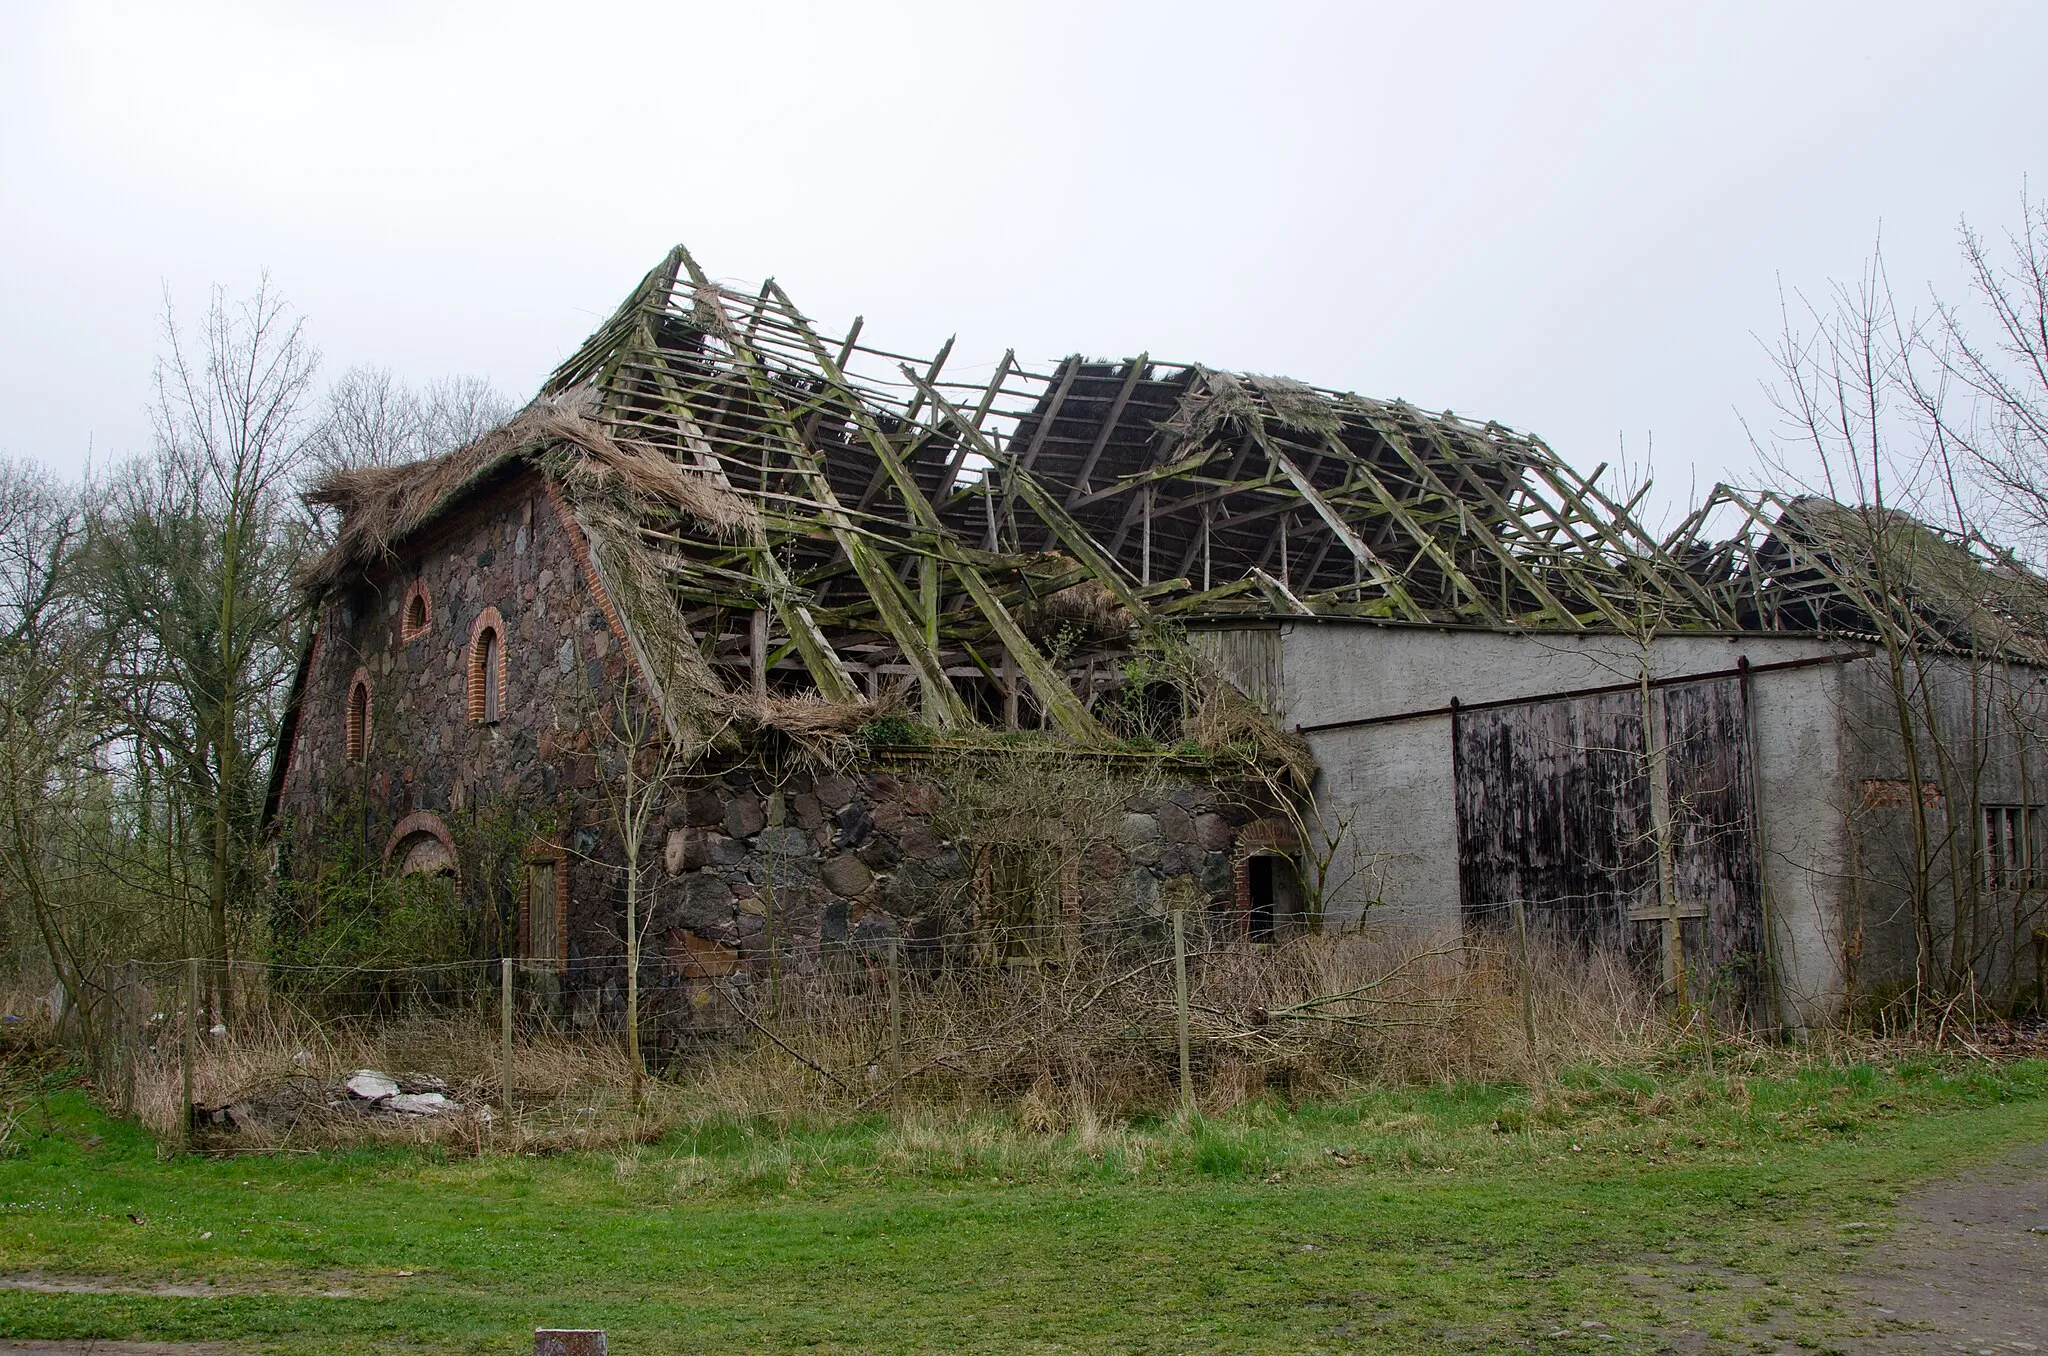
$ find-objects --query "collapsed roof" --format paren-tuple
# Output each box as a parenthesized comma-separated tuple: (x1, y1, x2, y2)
(302, 245, 2048, 750)
(1670, 487, 2048, 666)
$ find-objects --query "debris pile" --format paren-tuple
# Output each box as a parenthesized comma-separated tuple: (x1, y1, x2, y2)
(197, 1069, 480, 1134)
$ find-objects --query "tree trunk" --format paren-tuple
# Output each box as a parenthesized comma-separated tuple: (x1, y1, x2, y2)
(210, 514, 239, 1021)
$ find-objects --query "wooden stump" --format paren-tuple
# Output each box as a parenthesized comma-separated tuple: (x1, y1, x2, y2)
(535, 1330, 606, 1356)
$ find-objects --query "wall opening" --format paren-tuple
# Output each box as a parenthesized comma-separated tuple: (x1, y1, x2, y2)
(402, 581, 432, 642)
(1983, 804, 2039, 892)
(1246, 853, 1300, 941)
(525, 858, 560, 966)
(345, 673, 370, 763)
(471, 625, 503, 723)
(393, 831, 456, 877)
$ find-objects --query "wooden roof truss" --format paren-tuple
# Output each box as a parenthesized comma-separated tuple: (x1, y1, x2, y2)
(540, 247, 1756, 736)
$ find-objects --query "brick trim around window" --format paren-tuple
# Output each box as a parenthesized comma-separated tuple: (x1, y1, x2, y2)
(1231, 817, 1302, 934)
(344, 666, 372, 764)
(467, 605, 507, 724)
(400, 577, 433, 642)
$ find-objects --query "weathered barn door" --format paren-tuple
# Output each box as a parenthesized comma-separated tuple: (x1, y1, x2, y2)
(1658, 678, 1768, 1020)
(1452, 676, 1767, 1018)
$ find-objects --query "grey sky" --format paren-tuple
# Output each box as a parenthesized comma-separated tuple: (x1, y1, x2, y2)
(3, 1, 2043, 530)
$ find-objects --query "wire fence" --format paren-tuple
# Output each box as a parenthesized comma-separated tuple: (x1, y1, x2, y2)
(15, 908, 1691, 1154)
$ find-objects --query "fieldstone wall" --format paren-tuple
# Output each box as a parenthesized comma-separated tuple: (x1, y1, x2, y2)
(276, 465, 638, 953)
(273, 464, 1294, 1039)
(640, 768, 1262, 956)
(621, 760, 1277, 1042)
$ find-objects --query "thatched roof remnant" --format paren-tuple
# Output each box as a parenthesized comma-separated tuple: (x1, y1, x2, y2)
(300, 394, 752, 594)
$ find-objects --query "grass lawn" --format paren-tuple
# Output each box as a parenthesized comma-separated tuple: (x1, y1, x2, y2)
(2, 1052, 2045, 1353)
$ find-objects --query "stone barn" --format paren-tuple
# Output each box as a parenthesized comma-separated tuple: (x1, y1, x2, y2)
(268, 244, 2048, 1031)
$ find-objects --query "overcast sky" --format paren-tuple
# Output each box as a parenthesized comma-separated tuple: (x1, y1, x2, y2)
(3, 1, 2044, 531)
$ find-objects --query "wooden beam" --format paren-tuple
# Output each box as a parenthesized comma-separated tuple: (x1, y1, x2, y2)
(1264, 443, 1427, 621)
(676, 253, 969, 727)
(761, 284, 1106, 742)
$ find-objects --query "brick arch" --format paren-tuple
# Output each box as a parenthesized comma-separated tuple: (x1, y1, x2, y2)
(344, 666, 373, 764)
(400, 576, 433, 642)
(1233, 817, 1300, 860)
(467, 605, 507, 724)
(383, 810, 460, 881)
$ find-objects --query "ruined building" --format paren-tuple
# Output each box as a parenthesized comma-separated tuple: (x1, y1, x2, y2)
(268, 246, 2048, 1030)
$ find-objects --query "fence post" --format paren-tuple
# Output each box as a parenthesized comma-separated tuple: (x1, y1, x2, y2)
(1509, 894, 1538, 1071)
(123, 959, 139, 1118)
(180, 956, 199, 1152)
(1173, 907, 1193, 1121)
(887, 937, 903, 1112)
(501, 957, 515, 1115)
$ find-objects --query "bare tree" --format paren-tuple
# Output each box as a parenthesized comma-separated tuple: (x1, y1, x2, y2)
(585, 669, 686, 1103)
(1745, 207, 2048, 1015)
(0, 459, 87, 971)
(1917, 191, 2048, 563)
(86, 280, 318, 1010)
(304, 365, 513, 479)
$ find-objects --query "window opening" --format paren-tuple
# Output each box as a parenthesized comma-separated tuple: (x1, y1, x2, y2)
(973, 845, 1055, 961)
(471, 624, 504, 724)
(402, 583, 431, 641)
(345, 677, 369, 763)
(483, 629, 501, 722)
(1983, 805, 2037, 892)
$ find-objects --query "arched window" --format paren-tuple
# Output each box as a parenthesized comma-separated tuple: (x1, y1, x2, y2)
(482, 629, 502, 722)
(401, 579, 432, 642)
(345, 668, 371, 763)
(468, 606, 507, 725)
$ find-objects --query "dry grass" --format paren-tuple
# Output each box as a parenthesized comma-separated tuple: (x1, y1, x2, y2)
(11, 931, 1747, 1157)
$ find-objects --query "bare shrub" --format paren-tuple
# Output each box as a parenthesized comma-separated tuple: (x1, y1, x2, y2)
(62, 928, 1697, 1155)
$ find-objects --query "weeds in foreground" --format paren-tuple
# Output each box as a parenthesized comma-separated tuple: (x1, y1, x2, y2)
(3, 928, 2034, 1161)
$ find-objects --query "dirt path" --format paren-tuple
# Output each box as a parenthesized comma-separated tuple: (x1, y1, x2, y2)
(1839, 1139, 2048, 1352)
(0, 1344, 243, 1354)
(0, 1275, 357, 1300)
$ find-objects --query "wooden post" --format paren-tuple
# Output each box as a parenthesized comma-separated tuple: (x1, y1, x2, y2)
(1173, 907, 1193, 1121)
(1142, 485, 1154, 587)
(123, 959, 139, 1118)
(1001, 647, 1019, 731)
(534, 1331, 606, 1356)
(1201, 504, 1212, 593)
(180, 956, 198, 1152)
(501, 957, 515, 1113)
(887, 938, 903, 1112)
(749, 607, 769, 699)
(1640, 673, 1686, 1007)
(1510, 894, 1537, 1070)
(919, 554, 939, 652)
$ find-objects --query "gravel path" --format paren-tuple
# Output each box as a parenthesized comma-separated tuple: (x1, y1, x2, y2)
(1842, 1139, 2048, 1352)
